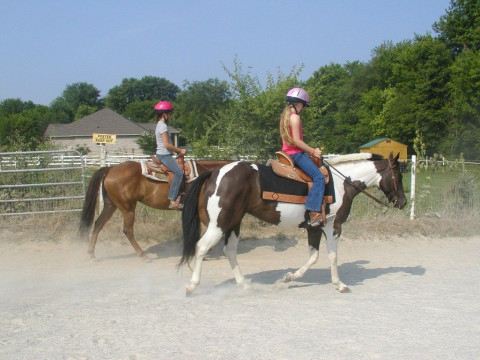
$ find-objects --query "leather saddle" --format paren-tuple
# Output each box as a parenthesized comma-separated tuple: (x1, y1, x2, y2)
(145, 154, 190, 185)
(266, 151, 333, 205)
(270, 151, 330, 185)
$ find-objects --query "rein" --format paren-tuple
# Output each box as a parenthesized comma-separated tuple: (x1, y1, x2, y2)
(324, 158, 396, 207)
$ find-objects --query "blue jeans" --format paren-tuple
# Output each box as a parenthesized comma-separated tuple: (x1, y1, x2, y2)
(156, 154, 183, 201)
(290, 152, 325, 212)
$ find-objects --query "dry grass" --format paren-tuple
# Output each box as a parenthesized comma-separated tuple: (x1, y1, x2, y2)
(1, 207, 478, 245)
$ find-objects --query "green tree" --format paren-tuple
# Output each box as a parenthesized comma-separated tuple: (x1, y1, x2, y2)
(174, 78, 232, 144)
(136, 131, 156, 154)
(75, 104, 100, 120)
(193, 58, 302, 159)
(105, 76, 180, 114)
(442, 49, 480, 159)
(123, 100, 157, 123)
(0, 106, 53, 150)
(49, 97, 74, 123)
(0, 98, 35, 117)
(391, 35, 452, 153)
(306, 61, 370, 153)
(61, 82, 103, 117)
(433, 0, 480, 55)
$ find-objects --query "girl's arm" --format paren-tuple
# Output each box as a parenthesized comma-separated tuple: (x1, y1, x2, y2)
(161, 132, 187, 155)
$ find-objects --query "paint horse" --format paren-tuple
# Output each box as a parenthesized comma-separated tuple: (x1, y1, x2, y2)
(180, 152, 407, 295)
(79, 158, 232, 259)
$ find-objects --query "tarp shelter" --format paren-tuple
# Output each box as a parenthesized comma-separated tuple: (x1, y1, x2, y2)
(359, 138, 407, 162)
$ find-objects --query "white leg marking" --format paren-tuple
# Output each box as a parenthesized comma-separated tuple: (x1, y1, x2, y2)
(324, 218, 349, 292)
(223, 231, 245, 286)
(283, 246, 319, 282)
(187, 225, 223, 294)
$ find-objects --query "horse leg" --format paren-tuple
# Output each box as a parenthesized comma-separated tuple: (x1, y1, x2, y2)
(324, 220, 350, 293)
(87, 201, 117, 259)
(283, 225, 322, 282)
(223, 228, 247, 288)
(120, 208, 148, 260)
(186, 225, 223, 295)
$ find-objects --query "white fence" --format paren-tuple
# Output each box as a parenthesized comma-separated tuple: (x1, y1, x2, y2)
(1, 151, 478, 218)
(0, 150, 86, 216)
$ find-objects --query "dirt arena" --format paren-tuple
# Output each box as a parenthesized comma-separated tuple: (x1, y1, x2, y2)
(1, 216, 479, 360)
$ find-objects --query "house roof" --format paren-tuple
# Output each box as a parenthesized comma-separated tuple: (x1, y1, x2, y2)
(359, 138, 391, 148)
(44, 108, 178, 138)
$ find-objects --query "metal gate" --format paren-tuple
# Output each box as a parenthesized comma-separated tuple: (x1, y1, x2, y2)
(0, 150, 86, 216)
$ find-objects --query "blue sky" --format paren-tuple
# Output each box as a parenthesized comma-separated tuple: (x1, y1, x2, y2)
(0, 0, 451, 106)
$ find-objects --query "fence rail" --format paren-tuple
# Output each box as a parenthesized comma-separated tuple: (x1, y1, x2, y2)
(0, 150, 86, 216)
(1, 151, 479, 218)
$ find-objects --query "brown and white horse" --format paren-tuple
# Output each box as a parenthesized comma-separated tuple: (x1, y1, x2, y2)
(180, 152, 407, 295)
(79, 159, 232, 259)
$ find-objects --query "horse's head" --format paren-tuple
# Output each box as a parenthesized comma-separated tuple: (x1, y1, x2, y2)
(375, 152, 407, 209)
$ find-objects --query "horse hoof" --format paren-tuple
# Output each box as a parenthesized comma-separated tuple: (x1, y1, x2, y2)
(339, 286, 350, 293)
(283, 272, 293, 283)
(141, 255, 152, 263)
(186, 286, 195, 297)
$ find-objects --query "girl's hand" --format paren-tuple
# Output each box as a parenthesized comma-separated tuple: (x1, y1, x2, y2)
(311, 147, 323, 158)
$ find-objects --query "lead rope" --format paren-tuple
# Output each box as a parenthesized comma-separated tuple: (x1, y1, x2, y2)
(323, 159, 389, 207)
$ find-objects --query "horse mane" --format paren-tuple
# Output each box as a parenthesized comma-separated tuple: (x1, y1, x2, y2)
(325, 152, 384, 165)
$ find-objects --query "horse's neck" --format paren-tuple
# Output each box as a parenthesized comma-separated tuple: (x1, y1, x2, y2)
(335, 161, 380, 187)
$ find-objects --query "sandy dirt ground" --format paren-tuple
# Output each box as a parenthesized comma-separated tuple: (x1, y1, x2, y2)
(1, 227, 479, 360)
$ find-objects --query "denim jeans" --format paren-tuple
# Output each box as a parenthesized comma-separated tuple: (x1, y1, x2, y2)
(290, 152, 325, 212)
(156, 154, 183, 201)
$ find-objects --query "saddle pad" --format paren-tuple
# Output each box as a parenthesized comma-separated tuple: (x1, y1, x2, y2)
(141, 160, 199, 183)
(258, 164, 335, 204)
(140, 161, 168, 182)
(258, 164, 308, 201)
(185, 160, 198, 183)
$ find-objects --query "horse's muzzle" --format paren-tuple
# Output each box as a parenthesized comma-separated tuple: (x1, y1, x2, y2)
(392, 195, 407, 209)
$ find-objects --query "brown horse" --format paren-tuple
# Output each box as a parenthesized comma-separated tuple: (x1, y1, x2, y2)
(79, 159, 232, 259)
(180, 153, 407, 295)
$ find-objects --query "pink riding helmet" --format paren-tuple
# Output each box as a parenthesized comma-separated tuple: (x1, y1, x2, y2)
(154, 101, 174, 112)
(286, 88, 310, 106)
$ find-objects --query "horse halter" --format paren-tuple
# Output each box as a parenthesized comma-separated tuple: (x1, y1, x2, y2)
(386, 157, 401, 207)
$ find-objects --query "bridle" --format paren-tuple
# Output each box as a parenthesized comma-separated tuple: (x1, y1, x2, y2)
(324, 157, 400, 207)
(386, 157, 401, 207)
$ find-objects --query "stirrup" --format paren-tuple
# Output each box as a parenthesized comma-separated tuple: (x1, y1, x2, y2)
(169, 200, 183, 210)
(308, 211, 324, 227)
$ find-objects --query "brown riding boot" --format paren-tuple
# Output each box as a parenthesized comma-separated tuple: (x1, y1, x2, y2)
(320, 203, 326, 224)
(169, 197, 183, 210)
(308, 211, 324, 227)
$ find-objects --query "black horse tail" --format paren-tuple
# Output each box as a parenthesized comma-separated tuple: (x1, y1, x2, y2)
(179, 170, 212, 266)
(78, 167, 110, 240)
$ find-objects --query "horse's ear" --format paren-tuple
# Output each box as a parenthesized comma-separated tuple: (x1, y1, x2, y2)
(391, 152, 400, 162)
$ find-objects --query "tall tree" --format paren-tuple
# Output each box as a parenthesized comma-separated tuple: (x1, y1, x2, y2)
(0, 106, 52, 150)
(442, 49, 480, 159)
(174, 78, 232, 144)
(49, 97, 75, 124)
(433, 0, 480, 55)
(61, 82, 103, 118)
(105, 76, 180, 114)
(123, 100, 158, 123)
(192, 58, 302, 159)
(0, 98, 35, 117)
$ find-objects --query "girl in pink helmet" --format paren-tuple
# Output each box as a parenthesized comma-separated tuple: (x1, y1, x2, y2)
(154, 101, 187, 209)
(279, 88, 325, 226)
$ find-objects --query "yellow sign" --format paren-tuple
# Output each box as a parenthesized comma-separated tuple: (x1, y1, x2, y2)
(92, 133, 116, 144)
